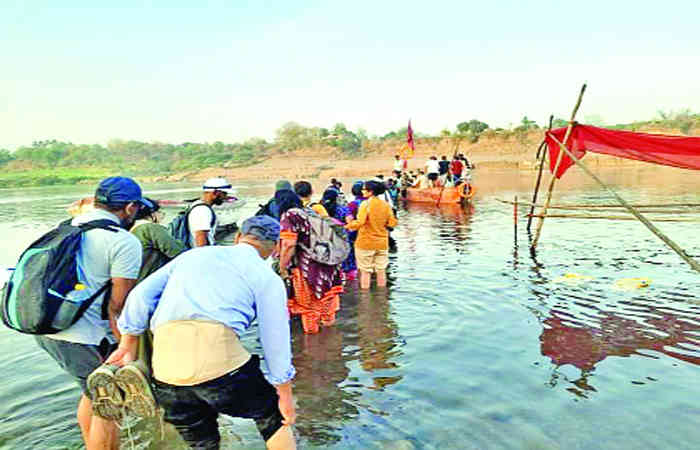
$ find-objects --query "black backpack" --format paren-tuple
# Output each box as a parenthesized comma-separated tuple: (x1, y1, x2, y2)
(1, 219, 118, 335)
(167, 203, 215, 248)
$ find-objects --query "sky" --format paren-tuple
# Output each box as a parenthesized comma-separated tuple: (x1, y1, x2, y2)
(2, 0, 699, 149)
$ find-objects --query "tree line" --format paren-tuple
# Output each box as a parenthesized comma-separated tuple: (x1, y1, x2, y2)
(1, 112, 696, 173)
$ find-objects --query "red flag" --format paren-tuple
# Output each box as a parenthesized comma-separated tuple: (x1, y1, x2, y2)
(546, 124, 700, 178)
(407, 120, 415, 150)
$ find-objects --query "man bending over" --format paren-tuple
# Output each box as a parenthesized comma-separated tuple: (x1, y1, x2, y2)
(108, 216, 297, 449)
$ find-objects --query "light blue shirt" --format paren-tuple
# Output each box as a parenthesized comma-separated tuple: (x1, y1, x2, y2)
(48, 209, 142, 345)
(118, 243, 295, 385)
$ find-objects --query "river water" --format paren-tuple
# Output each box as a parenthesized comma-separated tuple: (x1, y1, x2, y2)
(1, 169, 699, 449)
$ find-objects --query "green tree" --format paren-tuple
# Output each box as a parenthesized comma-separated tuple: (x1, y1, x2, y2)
(456, 120, 489, 135)
(0, 149, 13, 166)
(275, 122, 317, 152)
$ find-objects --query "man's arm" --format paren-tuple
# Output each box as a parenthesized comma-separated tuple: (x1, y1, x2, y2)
(193, 230, 210, 247)
(108, 277, 137, 340)
(108, 262, 174, 366)
(107, 234, 142, 339)
(256, 275, 296, 424)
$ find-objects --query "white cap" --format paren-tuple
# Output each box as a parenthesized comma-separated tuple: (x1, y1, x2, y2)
(203, 177, 235, 193)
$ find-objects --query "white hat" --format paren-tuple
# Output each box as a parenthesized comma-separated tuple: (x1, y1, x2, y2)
(203, 177, 235, 193)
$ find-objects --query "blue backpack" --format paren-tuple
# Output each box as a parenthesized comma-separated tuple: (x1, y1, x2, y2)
(1, 219, 117, 334)
(167, 203, 215, 248)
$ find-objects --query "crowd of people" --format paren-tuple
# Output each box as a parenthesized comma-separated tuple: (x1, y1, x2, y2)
(9, 173, 399, 449)
(396, 153, 473, 189)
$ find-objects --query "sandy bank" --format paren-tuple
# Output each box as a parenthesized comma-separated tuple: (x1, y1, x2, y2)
(153, 126, 697, 192)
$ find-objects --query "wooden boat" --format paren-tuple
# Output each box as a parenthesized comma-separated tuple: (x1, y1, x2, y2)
(405, 184, 475, 204)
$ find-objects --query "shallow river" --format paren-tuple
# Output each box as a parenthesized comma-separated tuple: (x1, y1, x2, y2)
(1, 169, 699, 449)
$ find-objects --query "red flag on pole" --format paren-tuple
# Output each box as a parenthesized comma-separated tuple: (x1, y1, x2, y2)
(407, 120, 415, 150)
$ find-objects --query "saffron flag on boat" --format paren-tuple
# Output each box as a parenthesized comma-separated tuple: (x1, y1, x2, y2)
(545, 124, 700, 178)
(400, 120, 415, 159)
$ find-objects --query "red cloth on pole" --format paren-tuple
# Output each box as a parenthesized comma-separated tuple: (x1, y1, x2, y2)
(545, 124, 700, 178)
(407, 120, 415, 151)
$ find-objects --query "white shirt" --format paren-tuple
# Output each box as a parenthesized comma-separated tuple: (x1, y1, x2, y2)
(425, 159, 440, 174)
(187, 201, 217, 245)
(47, 209, 142, 345)
(393, 159, 404, 171)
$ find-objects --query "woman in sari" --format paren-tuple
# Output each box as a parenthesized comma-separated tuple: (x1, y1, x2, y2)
(321, 188, 357, 279)
(277, 190, 345, 334)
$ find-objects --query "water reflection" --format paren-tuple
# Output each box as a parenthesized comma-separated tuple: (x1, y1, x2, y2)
(401, 201, 475, 253)
(538, 298, 700, 396)
(290, 284, 403, 445)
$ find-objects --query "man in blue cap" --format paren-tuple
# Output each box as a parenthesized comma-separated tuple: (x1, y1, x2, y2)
(35, 176, 148, 449)
(109, 215, 297, 449)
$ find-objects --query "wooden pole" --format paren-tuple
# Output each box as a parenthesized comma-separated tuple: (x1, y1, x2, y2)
(547, 133, 700, 273)
(514, 195, 518, 242)
(532, 84, 587, 249)
(529, 213, 700, 222)
(527, 115, 554, 232)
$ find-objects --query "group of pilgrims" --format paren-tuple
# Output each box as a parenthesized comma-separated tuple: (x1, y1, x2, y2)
(255, 178, 398, 334)
(6, 148, 476, 448)
(9, 172, 401, 450)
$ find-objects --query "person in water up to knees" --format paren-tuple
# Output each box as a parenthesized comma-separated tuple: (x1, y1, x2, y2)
(345, 181, 398, 290)
(35, 177, 146, 449)
(189, 177, 234, 247)
(107, 216, 297, 450)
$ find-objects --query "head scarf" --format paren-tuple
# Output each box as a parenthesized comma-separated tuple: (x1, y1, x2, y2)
(351, 180, 364, 198)
(275, 180, 292, 192)
(321, 188, 339, 218)
(275, 189, 303, 216)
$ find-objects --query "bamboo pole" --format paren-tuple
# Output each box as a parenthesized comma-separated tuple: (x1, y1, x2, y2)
(498, 199, 700, 214)
(527, 115, 554, 232)
(531, 84, 587, 249)
(529, 214, 700, 222)
(547, 133, 700, 273)
(514, 195, 518, 242)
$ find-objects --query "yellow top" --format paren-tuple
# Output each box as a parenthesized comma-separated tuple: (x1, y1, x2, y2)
(302, 199, 329, 217)
(346, 197, 398, 250)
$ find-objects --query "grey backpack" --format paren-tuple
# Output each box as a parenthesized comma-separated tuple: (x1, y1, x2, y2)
(294, 208, 350, 266)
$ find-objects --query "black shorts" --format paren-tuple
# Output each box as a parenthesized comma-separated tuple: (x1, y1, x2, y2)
(152, 355, 284, 449)
(427, 173, 439, 181)
(36, 336, 115, 397)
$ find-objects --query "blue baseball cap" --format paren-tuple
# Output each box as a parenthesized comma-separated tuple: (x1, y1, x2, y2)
(240, 216, 281, 242)
(95, 177, 147, 206)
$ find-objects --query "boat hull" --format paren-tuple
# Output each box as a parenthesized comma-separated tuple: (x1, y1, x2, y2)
(405, 187, 462, 204)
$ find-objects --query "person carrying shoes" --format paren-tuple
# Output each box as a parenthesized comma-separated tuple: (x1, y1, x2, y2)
(34, 177, 146, 449)
(107, 215, 297, 450)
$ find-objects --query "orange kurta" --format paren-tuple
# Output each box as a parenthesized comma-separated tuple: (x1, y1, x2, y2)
(346, 197, 398, 251)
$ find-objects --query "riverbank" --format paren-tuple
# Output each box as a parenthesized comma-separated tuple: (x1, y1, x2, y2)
(164, 126, 693, 185)
(2, 124, 696, 188)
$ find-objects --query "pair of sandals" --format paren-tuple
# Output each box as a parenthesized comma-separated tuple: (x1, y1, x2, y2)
(86, 361, 158, 421)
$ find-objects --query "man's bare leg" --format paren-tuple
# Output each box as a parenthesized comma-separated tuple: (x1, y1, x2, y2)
(77, 395, 92, 444)
(87, 414, 119, 450)
(266, 425, 296, 450)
